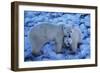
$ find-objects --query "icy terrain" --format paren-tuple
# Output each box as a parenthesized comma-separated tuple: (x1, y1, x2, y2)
(24, 11, 90, 61)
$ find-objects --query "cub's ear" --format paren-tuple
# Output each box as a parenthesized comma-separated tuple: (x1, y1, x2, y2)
(72, 26, 82, 43)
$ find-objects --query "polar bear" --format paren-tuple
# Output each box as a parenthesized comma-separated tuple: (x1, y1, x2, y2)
(64, 26, 82, 53)
(71, 26, 82, 52)
(29, 22, 81, 56)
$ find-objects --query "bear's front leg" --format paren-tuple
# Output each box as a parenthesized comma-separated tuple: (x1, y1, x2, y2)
(71, 42, 78, 53)
(55, 38, 63, 53)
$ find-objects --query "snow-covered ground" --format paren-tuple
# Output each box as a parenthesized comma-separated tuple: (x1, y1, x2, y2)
(24, 11, 90, 61)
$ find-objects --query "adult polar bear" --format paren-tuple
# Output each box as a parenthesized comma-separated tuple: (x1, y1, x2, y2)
(29, 22, 81, 56)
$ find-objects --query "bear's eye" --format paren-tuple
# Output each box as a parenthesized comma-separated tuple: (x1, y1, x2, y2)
(68, 34, 71, 38)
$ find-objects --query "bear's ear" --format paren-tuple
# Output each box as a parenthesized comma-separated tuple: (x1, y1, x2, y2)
(65, 24, 72, 28)
(63, 25, 72, 32)
(58, 24, 64, 30)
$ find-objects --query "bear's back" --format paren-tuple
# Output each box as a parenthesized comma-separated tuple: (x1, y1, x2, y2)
(29, 23, 62, 40)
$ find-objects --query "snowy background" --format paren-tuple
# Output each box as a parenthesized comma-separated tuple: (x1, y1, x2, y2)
(24, 11, 90, 61)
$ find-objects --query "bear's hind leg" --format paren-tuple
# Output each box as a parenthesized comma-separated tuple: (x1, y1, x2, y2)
(32, 48, 41, 56)
(32, 43, 42, 56)
(32, 40, 45, 56)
